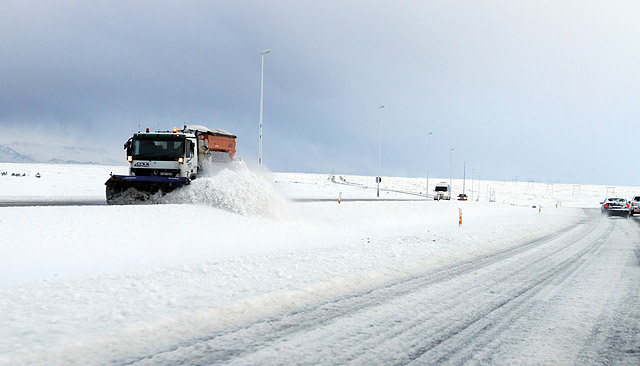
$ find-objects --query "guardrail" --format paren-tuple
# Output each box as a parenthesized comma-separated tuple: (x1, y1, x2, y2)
(330, 175, 432, 199)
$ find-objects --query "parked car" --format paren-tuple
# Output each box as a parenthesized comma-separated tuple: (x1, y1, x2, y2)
(457, 193, 468, 201)
(600, 197, 630, 217)
(630, 196, 640, 216)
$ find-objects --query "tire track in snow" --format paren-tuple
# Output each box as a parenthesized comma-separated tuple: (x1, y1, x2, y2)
(573, 219, 640, 366)
(342, 217, 613, 365)
(122, 214, 600, 365)
(401, 218, 615, 365)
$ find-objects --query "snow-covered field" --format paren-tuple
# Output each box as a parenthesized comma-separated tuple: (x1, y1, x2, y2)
(0, 162, 638, 365)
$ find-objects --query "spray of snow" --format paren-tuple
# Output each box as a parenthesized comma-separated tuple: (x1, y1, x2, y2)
(160, 161, 289, 218)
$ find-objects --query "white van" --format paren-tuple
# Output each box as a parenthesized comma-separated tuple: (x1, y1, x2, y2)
(434, 183, 451, 200)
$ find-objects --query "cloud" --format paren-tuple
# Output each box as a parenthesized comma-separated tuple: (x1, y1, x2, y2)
(1, 1, 639, 185)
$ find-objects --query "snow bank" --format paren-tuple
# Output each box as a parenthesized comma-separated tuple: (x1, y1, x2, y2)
(0, 162, 125, 199)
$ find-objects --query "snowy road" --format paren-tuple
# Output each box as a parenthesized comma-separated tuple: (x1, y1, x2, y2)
(121, 211, 640, 365)
(0, 198, 107, 206)
(0, 197, 427, 207)
(2, 164, 640, 365)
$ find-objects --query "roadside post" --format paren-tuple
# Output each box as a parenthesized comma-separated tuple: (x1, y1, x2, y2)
(459, 208, 462, 226)
(339, 192, 342, 204)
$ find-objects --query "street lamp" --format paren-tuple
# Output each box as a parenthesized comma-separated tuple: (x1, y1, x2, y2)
(258, 49, 270, 165)
(471, 168, 475, 201)
(449, 148, 454, 189)
(463, 161, 466, 194)
(377, 105, 384, 198)
(426, 132, 433, 198)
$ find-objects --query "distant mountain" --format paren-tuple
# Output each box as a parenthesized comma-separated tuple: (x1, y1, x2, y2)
(0, 141, 123, 166)
(47, 158, 101, 165)
(0, 145, 37, 163)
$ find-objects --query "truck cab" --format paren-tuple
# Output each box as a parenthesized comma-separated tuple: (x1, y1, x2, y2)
(125, 131, 198, 179)
(434, 183, 451, 200)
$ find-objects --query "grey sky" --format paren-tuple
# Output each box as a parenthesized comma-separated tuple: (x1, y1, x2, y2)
(2, 1, 639, 185)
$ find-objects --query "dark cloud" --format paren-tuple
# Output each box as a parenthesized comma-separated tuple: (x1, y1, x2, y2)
(1, 1, 640, 185)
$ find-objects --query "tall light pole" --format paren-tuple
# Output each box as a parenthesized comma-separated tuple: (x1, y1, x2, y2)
(426, 131, 433, 198)
(471, 168, 475, 201)
(463, 162, 466, 194)
(377, 105, 384, 198)
(449, 148, 454, 189)
(258, 49, 270, 165)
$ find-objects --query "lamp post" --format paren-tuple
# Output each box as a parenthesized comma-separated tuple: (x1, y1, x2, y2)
(258, 49, 270, 165)
(426, 132, 433, 198)
(463, 161, 466, 194)
(377, 105, 384, 198)
(449, 148, 454, 189)
(471, 168, 475, 201)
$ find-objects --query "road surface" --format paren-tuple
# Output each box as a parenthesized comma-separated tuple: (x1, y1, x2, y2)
(118, 210, 640, 365)
(0, 175, 429, 207)
(0, 198, 107, 207)
(0, 197, 426, 207)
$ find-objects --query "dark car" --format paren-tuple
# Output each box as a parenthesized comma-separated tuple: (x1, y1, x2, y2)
(457, 194, 468, 201)
(600, 197, 630, 217)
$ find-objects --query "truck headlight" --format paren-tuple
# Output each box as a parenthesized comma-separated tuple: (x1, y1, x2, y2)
(127, 156, 133, 162)
(178, 157, 184, 164)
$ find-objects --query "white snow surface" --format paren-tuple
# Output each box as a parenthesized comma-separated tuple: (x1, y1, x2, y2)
(0, 162, 638, 365)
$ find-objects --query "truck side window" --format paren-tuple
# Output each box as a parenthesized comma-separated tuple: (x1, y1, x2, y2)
(186, 140, 194, 158)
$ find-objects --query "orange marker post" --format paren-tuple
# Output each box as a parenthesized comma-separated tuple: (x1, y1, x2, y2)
(459, 208, 462, 226)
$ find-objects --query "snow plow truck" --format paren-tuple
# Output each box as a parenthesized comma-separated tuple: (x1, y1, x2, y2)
(105, 125, 236, 204)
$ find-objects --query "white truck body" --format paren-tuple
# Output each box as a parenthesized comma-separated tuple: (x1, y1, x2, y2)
(434, 183, 451, 200)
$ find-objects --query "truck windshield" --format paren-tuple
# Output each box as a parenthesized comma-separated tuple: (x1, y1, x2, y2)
(435, 186, 449, 192)
(132, 137, 185, 160)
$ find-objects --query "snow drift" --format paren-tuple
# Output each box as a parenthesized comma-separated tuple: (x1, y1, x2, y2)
(161, 161, 289, 218)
